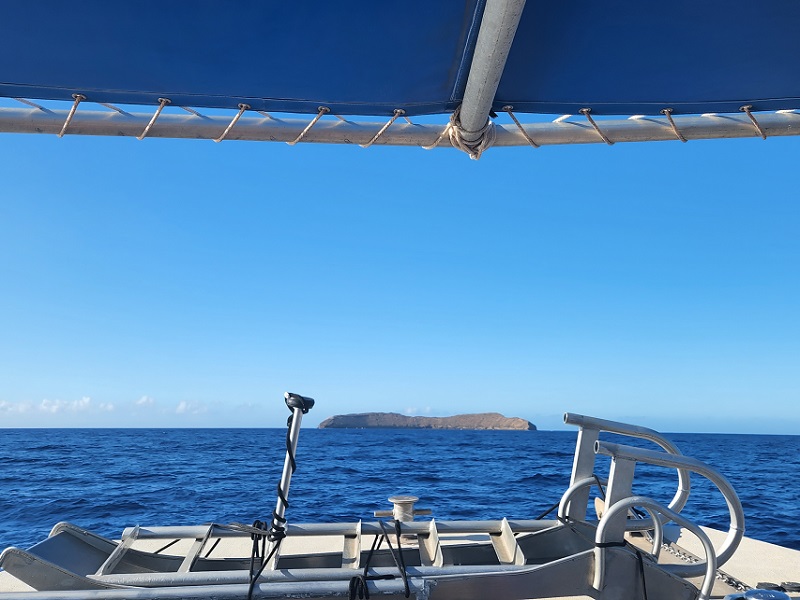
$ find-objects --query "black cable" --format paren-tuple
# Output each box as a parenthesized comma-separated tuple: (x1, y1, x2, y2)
(268, 414, 295, 541)
(247, 520, 268, 600)
(537, 473, 606, 520)
(534, 500, 561, 521)
(349, 532, 391, 600)
(592, 474, 607, 500)
(268, 506, 287, 543)
(636, 550, 649, 600)
(393, 521, 410, 598)
(379, 520, 410, 598)
(284, 413, 297, 473)
(247, 538, 282, 600)
(349, 576, 369, 600)
(595, 540, 628, 548)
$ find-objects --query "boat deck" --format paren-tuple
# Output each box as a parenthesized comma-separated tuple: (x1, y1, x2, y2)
(2, 525, 798, 599)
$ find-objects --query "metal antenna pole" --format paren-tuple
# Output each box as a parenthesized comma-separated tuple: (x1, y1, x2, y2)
(263, 392, 314, 569)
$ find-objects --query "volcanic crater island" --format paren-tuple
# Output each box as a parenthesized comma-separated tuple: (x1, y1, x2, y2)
(318, 412, 536, 430)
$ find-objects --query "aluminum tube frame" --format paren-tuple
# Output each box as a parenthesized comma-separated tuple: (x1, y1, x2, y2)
(594, 497, 715, 600)
(557, 476, 607, 523)
(121, 519, 556, 540)
(595, 440, 744, 577)
(556, 476, 668, 536)
(93, 564, 529, 587)
(0, 579, 430, 600)
(3, 108, 800, 148)
(566, 426, 600, 520)
(564, 412, 691, 522)
(458, 0, 527, 141)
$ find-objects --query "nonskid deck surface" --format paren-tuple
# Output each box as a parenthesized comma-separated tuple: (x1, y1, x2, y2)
(671, 527, 800, 599)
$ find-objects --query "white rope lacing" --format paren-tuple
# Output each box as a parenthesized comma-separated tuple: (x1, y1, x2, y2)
(421, 123, 450, 150)
(740, 105, 767, 140)
(287, 106, 329, 145)
(14, 98, 48, 112)
(58, 94, 85, 137)
(360, 109, 405, 148)
(503, 105, 539, 148)
(98, 103, 129, 116)
(660, 108, 688, 142)
(180, 106, 206, 118)
(137, 98, 170, 140)
(214, 103, 250, 142)
(422, 105, 496, 160)
(580, 108, 614, 145)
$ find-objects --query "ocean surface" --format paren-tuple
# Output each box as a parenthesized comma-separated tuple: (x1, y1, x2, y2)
(1, 428, 799, 551)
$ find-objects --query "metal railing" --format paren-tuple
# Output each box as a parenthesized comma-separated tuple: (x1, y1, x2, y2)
(593, 495, 717, 600)
(2, 102, 799, 155)
(563, 413, 691, 525)
(594, 441, 744, 578)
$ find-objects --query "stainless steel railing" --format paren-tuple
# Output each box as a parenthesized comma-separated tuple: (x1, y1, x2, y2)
(595, 441, 744, 577)
(563, 413, 691, 524)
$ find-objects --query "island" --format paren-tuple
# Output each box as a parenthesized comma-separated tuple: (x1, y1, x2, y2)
(318, 412, 536, 430)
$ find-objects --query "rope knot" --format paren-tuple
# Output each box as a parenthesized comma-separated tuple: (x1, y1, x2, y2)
(250, 519, 268, 541)
(448, 106, 496, 160)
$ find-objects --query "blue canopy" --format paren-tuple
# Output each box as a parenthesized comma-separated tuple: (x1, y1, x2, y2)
(3, 0, 800, 117)
(0, 1, 484, 116)
(497, 1, 800, 115)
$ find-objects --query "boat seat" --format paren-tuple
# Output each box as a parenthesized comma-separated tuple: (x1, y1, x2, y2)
(0, 522, 182, 590)
(0, 547, 120, 591)
(0, 521, 265, 591)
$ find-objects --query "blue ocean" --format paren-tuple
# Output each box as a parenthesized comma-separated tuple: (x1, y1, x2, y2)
(1, 428, 799, 552)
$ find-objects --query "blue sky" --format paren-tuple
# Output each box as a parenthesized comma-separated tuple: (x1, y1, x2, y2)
(1, 121, 798, 433)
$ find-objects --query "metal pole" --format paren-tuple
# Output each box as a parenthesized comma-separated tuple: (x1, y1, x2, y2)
(458, 0, 527, 142)
(274, 394, 309, 520)
(4, 107, 800, 148)
(264, 392, 314, 568)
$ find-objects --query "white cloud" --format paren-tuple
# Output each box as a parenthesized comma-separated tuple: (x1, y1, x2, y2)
(0, 400, 33, 413)
(39, 396, 92, 413)
(404, 406, 433, 415)
(98, 402, 115, 412)
(175, 400, 207, 415)
(135, 395, 155, 407)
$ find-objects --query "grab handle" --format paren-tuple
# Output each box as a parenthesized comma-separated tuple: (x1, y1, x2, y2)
(563, 413, 691, 522)
(595, 440, 744, 575)
(594, 496, 717, 600)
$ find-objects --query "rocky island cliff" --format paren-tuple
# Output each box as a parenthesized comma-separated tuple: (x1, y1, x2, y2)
(318, 412, 535, 430)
